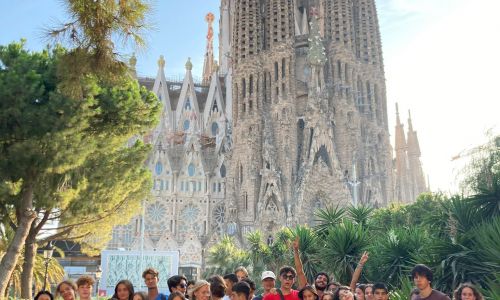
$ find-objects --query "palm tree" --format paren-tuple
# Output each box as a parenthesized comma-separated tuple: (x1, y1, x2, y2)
(368, 227, 431, 287)
(320, 220, 369, 284)
(205, 235, 250, 276)
(0, 225, 64, 297)
(314, 205, 345, 238)
(347, 205, 374, 228)
(293, 226, 321, 283)
(246, 230, 272, 279)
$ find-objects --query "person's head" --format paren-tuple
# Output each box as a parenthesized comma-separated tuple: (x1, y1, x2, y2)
(298, 286, 319, 300)
(372, 283, 389, 300)
(133, 292, 148, 300)
(208, 275, 228, 299)
(314, 273, 330, 291)
(453, 283, 484, 300)
(113, 280, 135, 300)
(224, 274, 239, 296)
(409, 288, 419, 300)
(234, 266, 249, 281)
(76, 276, 95, 300)
(364, 284, 374, 300)
(169, 291, 187, 300)
(56, 280, 77, 300)
(231, 281, 251, 300)
(168, 275, 189, 294)
(411, 264, 433, 291)
(322, 291, 335, 300)
(261, 271, 276, 292)
(279, 266, 297, 290)
(355, 284, 366, 300)
(189, 280, 211, 300)
(34, 291, 54, 300)
(241, 278, 256, 299)
(328, 282, 341, 292)
(333, 286, 354, 300)
(142, 268, 160, 289)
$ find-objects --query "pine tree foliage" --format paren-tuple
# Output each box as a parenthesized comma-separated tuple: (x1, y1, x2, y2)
(0, 41, 160, 297)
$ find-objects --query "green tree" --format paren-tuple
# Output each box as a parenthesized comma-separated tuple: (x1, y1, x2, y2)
(0, 42, 160, 298)
(205, 236, 250, 276)
(293, 226, 321, 283)
(367, 227, 433, 286)
(320, 220, 369, 284)
(0, 218, 65, 297)
(48, 0, 151, 97)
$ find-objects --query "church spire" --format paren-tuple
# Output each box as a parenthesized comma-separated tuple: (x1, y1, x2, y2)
(406, 110, 427, 196)
(394, 103, 411, 202)
(406, 109, 421, 156)
(202, 12, 215, 85)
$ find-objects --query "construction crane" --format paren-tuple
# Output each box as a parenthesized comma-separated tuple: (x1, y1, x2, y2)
(450, 137, 500, 161)
(451, 145, 485, 161)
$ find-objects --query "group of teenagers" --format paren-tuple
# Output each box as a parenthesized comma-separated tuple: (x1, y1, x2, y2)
(33, 240, 485, 300)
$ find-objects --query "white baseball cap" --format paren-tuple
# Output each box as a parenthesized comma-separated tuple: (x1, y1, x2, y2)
(261, 271, 276, 280)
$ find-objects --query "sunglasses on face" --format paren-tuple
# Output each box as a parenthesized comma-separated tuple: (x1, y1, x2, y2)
(282, 275, 295, 280)
(178, 284, 187, 288)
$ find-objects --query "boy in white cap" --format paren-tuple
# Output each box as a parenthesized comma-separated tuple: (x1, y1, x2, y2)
(253, 271, 276, 300)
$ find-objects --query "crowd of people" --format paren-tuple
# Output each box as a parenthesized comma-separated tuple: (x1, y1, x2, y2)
(33, 240, 484, 300)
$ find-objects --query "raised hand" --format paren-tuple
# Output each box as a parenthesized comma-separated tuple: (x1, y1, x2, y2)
(359, 251, 369, 265)
(292, 236, 299, 251)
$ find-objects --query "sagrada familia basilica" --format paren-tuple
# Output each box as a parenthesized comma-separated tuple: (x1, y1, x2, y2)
(108, 0, 427, 277)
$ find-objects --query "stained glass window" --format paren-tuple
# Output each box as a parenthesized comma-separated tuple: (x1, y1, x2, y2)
(211, 122, 219, 136)
(155, 162, 163, 175)
(220, 164, 226, 178)
(188, 163, 195, 176)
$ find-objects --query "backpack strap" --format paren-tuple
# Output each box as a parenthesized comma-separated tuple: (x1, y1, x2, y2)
(276, 289, 286, 300)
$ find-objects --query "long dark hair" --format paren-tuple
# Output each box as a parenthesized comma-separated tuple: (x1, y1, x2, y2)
(35, 291, 54, 300)
(112, 280, 135, 300)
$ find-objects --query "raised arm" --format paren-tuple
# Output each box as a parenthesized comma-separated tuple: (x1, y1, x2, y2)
(350, 251, 369, 291)
(292, 236, 308, 289)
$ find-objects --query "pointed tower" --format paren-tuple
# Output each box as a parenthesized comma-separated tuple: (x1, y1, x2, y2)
(202, 13, 216, 86)
(227, 0, 395, 238)
(394, 103, 412, 202)
(406, 110, 427, 198)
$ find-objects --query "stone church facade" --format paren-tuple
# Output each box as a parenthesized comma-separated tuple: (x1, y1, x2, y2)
(107, 0, 427, 277)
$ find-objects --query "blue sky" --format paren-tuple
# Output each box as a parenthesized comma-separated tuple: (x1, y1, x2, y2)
(1, 0, 498, 193)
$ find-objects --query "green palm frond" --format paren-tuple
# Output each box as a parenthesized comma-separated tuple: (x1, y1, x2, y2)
(320, 220, 369, 283)
(293, 226, 321, 283)
(347, 205, 374, 227)
(314, 205, 346, 237)
(471, 217, 500, 270)
(367, 227, 430, 286)
(481, 272, 500, 300)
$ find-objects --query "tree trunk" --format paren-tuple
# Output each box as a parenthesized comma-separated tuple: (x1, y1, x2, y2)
(21, 230, 37, 298)
(3, 279, 9, 299)
(0, 184, 37, 300)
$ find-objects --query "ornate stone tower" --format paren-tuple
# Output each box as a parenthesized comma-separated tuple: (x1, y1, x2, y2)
(394, 104, 427, 202)
(226, 0, 394, 235)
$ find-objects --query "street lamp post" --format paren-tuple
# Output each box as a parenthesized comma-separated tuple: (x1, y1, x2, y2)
(95, 266, 102, 297)
(42, 243, 54, 291)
